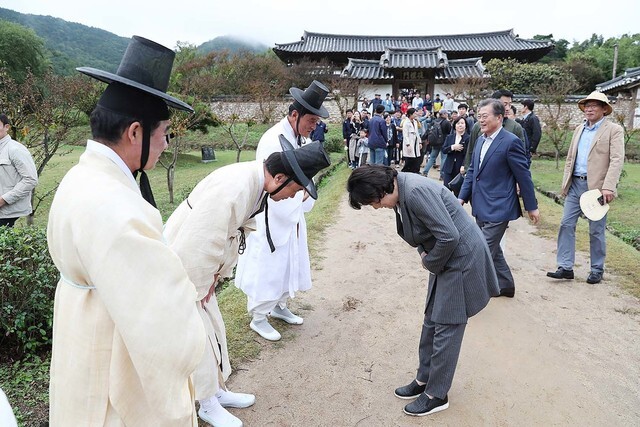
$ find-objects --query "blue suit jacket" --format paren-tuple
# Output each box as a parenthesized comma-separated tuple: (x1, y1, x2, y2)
(458, 128, 537, 222)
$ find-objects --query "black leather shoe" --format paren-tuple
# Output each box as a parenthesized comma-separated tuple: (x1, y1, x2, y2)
(586, 272, 603, 284)
(403, 393, 449, 416)
(498, 287, 515, 298)
(546, 268, 574, 280)
(394, 380, 426, 400)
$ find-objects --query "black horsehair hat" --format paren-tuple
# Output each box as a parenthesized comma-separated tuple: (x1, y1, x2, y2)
(77, 36, 193, 114)
(278, 134, 330, 200)
(289, 80, 330, 118)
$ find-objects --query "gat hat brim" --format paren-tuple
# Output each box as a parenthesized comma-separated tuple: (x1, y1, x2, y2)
(289, 80, 330, 118)
(578, 91, 612, 116)
(77, 67, 193, 112)
(279, 134, 330, 199)
(76, 36, 193, 113)
(579, 189, 610, 221)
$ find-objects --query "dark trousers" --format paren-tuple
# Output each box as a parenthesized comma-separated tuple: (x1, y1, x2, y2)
(402, 156, 422, 174)
(476, 220, 514, 290)
(0, 218, 18, 227)
(417, 280, 466, 399)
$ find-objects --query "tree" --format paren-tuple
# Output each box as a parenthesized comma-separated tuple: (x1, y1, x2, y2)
(613, 101, 640, 156)
(485, 58, 566, 94)
(225, 114, 255, 163)
(0, 20, 48, 82)
(534, 34, 569, 64)
(449, 76, 490, 110)
(534, 74, 579, 169)
(1, 70, 95, 223)
(159, 96, 220, 203)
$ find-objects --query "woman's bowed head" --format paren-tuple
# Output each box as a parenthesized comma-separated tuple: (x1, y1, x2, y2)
(347, 165, 400, 210)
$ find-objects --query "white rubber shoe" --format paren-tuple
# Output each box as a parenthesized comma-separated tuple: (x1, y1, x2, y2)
(216, 389, 255, 409)
(198, 398, 243, 427)
(270, 306, 303, 325)
(250, 318, 281, 341)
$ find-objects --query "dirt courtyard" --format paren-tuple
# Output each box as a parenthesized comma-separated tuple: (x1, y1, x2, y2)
(227, 191, 640, 426)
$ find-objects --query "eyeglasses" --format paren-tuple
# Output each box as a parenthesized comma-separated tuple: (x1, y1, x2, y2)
(165, 132, 175, 144)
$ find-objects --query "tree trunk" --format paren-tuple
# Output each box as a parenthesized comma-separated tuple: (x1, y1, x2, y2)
(236, 149, 242, 163)
(555, 148, 560, 170)
(167, 166, 175, 204)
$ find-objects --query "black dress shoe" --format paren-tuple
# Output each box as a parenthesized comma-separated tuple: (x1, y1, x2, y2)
(403, 393, 449, 416)
(586, 272, 603, 284)
(546, 268, 574, 280)
(394, 380, 426, 400)
(497, 287, 515, 298)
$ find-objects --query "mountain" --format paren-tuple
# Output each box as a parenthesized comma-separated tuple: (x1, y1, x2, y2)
(197, 35, 269, 55)
(0, 7, 129, 75)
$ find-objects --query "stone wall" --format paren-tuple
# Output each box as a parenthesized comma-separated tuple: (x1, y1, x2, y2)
(210, 97, 638, 129)
(210, 97, 351, 124)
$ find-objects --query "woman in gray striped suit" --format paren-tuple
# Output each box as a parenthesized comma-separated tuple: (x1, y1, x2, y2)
(347, 165, 499, 417)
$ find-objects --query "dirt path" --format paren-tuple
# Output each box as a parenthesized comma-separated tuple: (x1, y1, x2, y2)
(227, 186, 640, 426)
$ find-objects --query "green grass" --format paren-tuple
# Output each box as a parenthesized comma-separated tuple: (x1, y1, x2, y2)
(531, 160, 640, 250)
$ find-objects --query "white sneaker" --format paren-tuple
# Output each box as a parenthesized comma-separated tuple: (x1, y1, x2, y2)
(216, 389, 255, 409)
(198, 400, 243, 427)
(250, 318, 281, 341)
(270, 306, 303, 325)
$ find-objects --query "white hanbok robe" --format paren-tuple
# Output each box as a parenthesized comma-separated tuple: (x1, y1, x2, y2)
(163, 161, 264, 400)
(46, 142, 205, 426)
(235, 117, 315, 303)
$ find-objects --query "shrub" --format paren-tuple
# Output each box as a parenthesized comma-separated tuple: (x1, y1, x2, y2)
(0, 226, 58, 357)
(324, 136, 345, 153)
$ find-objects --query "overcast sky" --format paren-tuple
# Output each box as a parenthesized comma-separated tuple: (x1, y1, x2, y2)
(1, 0, 638, 50)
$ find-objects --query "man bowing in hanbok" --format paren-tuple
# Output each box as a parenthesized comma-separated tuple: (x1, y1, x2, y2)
(235, 81, 331, 341)
(164, 139, 330, 427)
(46, 37, 206, 426)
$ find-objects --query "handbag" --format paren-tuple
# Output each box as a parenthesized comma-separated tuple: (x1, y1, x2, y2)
(447, 173, 464, 195)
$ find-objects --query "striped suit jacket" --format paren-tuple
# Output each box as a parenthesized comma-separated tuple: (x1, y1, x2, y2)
(396, 173, 499, 324)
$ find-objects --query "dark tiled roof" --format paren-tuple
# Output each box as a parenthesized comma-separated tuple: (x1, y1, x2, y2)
(597, 67, 640, 93)
(383, 47, 447, 69)
(342, 57, 485, 81)
(343, 59, 394, 80)
(275, 29, 552, 54)
(436, 58, 485, 80)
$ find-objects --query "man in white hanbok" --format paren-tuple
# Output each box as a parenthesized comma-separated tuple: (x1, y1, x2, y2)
(235, 81, 331, 341)
(164, 140, 330, 427)
(47, 37, 205, 426)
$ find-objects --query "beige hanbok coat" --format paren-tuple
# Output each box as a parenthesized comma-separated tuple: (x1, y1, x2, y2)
(163, 160, 264, 400)
(47, 146, 205, 426)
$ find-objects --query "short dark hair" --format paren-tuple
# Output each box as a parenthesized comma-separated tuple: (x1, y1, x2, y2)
(0, 113, 10, 126)
(477, 98, 505, 117)
(522, 99, 535, 111)
(407, 107, 417, 117)
(264, 151, 289, 179)
(491, 89, 513, 100)
(345, 109, 353, 114)
(89, 106, 163, 145)
(452, 116, 467, 130)
(510, 105, 517, 115)
(347, 165, 397, 210)
(288, 103, 312, 118)
(375, 105, 385, 114)
(458, 103, 469, 110)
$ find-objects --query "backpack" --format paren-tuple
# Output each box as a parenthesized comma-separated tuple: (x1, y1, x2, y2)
(427, 119, 444, 148)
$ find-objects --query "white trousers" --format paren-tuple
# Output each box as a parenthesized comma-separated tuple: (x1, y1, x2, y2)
(248, 293, 291, 321)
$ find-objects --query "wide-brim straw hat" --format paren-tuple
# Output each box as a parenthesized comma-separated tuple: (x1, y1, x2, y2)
(577, 91, 613, 116)
(580, 189, 610, 221)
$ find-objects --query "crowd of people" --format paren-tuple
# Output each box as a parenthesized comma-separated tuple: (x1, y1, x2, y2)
(0, 34, 627, 426)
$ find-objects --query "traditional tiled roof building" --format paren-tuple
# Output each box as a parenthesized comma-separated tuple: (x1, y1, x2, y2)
(597, 67, 640, 128)
(274, 29, 553, 104)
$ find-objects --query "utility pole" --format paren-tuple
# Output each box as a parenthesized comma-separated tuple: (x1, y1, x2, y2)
(612, 43, 619, 79)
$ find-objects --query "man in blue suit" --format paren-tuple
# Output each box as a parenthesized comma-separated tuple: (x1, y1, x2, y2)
(458, 98, 540, 297)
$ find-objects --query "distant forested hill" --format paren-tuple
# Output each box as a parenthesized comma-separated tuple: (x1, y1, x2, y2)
(197, 35, 269, 55)
(0, 7, 129, 75)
